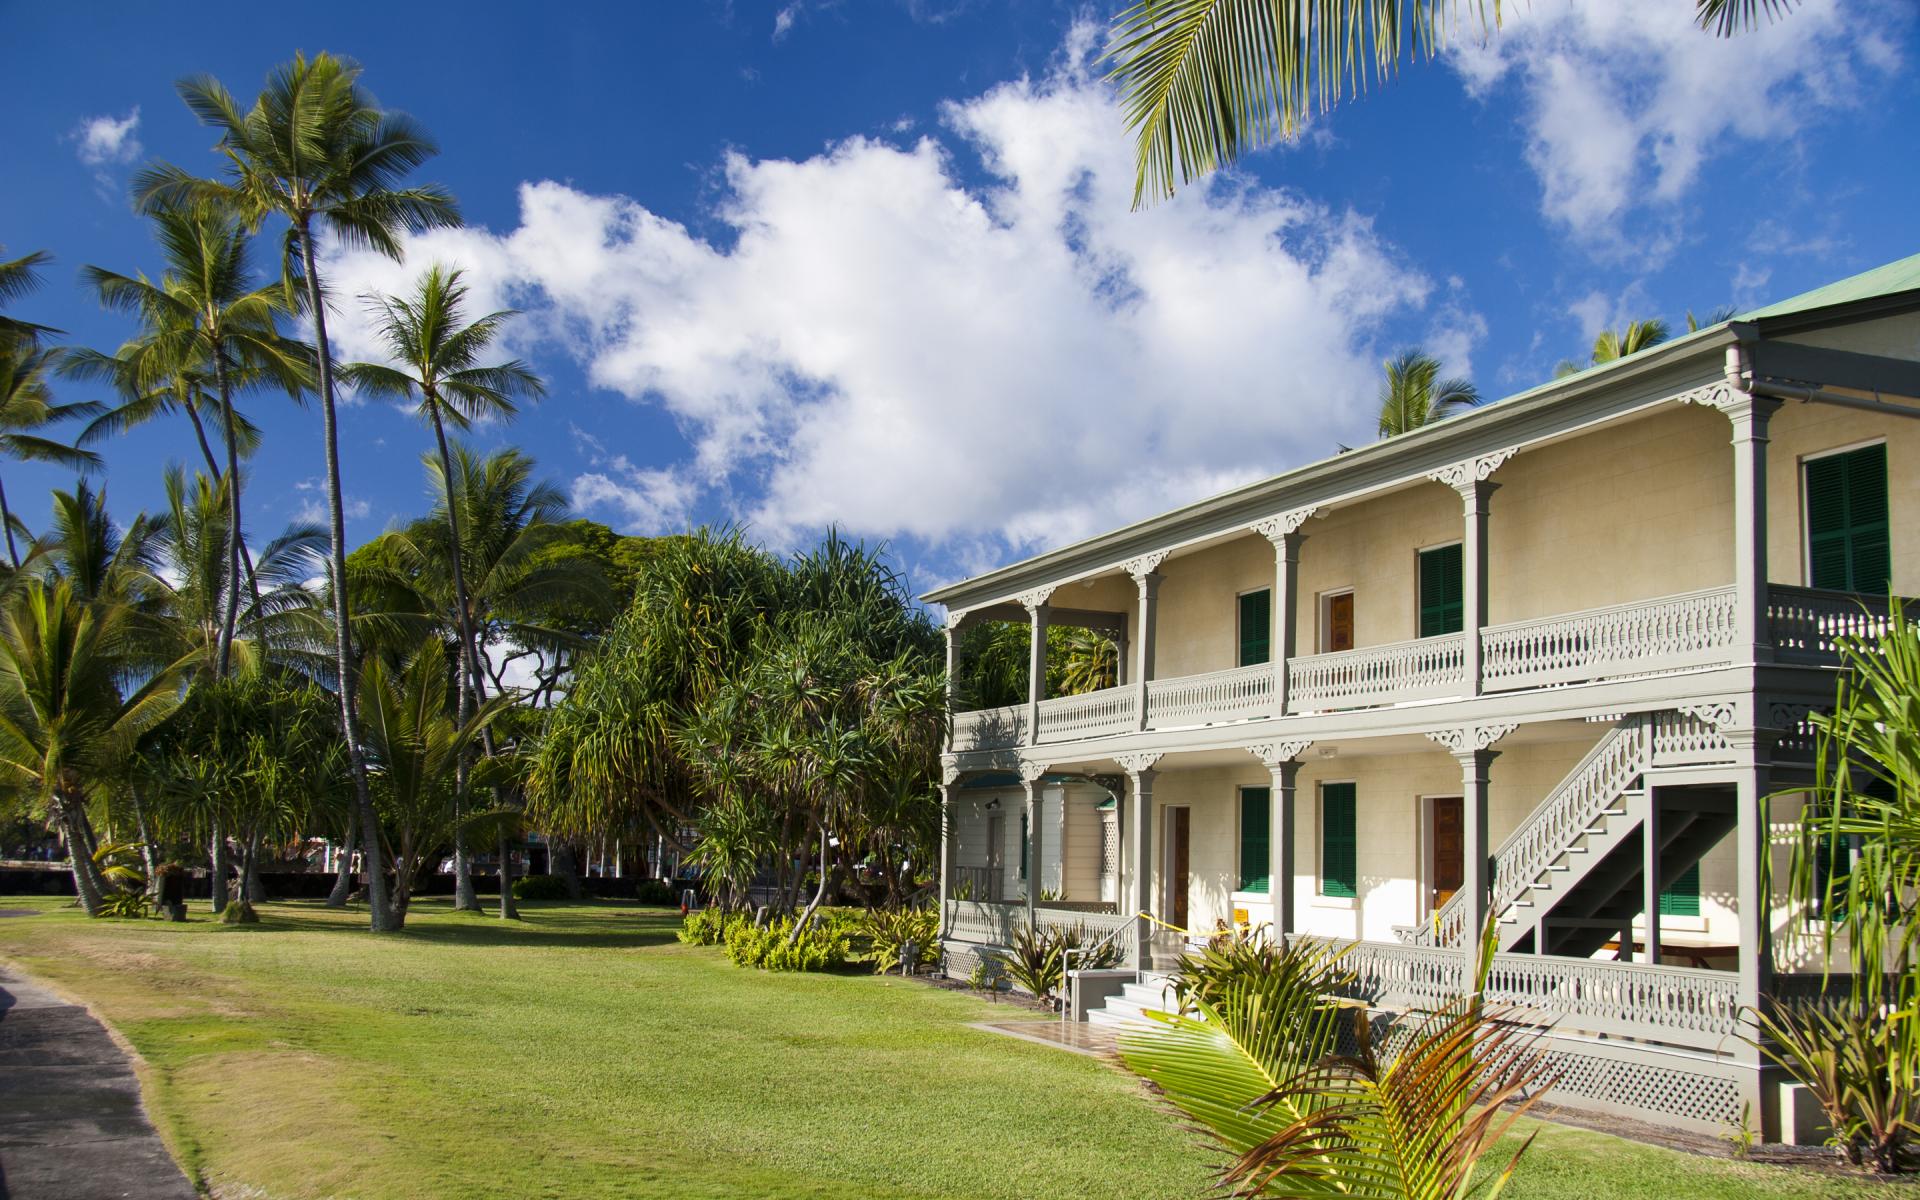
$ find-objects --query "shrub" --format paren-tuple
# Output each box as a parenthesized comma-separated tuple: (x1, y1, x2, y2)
(1752, 993, 1919, 1172)
(513, 874, 570, 901)
(859, 906, 939, 974)
(634, 880, 675, 906)
(98, 889, 153, 919)
(677, 907, 739, 946)
(723, 916, 849, 972)
(1002, 921, 1126, 1005)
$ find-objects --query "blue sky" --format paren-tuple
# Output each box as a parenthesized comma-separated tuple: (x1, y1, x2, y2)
(7, 1, 1917, 597)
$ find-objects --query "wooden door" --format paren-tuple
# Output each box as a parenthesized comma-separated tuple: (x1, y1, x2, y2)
(1326, 592, 1355, 652)
(1167, 807, 1191, 929)
(1430, 797, 1463, 912)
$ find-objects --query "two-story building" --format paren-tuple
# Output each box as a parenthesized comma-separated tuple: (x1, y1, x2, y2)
(927, 254, 1920, 1142)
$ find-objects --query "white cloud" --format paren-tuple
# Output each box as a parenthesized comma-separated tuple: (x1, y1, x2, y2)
(292, 481, 371, 527)
(71, 107, 142, 166)
(1450, 0, 1903, 257)
(773, 4, 799, 40)
(319, 28, 1439, 558)
(573, 459, 697, 533)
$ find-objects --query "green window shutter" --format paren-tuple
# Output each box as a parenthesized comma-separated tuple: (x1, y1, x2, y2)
(1018, 811, 1028, 880)
(1658, 861, 1700, 918)
(1238, 589, 1272, 666)
(1239, 787, 1271, 893)
(1418, 544, 1463, 637)
(1321, 783, 1357, 898)
(1806, 444, 1890, 593)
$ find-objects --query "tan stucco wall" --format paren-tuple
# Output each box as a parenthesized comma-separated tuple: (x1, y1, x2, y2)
(1766, 399, 1920, 593)
(1780, 311, 1920, 359)
(1290, 483, 1461, 653)
(1487, 405, 1734, 622)
(1153, 536, 1274, 679)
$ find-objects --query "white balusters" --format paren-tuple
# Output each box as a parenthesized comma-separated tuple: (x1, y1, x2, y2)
(1482, 586, 1739, 690)
(1287, 632, 1466, 711)
(1143, 662, 1274, 728)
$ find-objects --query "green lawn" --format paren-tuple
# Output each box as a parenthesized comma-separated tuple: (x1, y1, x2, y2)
(0, 898, 1900, 1200)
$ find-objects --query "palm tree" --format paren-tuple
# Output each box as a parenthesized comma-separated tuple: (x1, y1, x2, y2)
(1554, 319, 1670, 379)
(357, 636, 512, 921)
(1106, 2, 1795, 205)
(64, 349, 248, 480)
(0, 248, 59, 346)
(343, 264, 543, 910)
(82, 203, 309, 676)
(357, 445, 606, 917)
(1375, 348, 1480, 438)
(0, 341, 103, 566)
(0, 578, 189, 914)
(136, 52, 461, 932)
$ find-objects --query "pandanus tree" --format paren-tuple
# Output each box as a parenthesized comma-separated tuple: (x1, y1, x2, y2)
(0, 579, 190, 914)
(1375, 348, 1480, 438)
(137, 52, 462, 931)
(78, 202, 307, 672)
(343, 265, 545, 909)
(1108, 1, 1800, 206)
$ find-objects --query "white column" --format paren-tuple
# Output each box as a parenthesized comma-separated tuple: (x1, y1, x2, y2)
(937, 771, 956, 934)
(1459, 748, 1494, 945)
(1428, 454, 1513, 697)
(1253, 510, 1314, 717)
(1729, 736, 1775, 1013)
(1022, 593, 1051, 745)
(1726, 389, 1779, 665)
(1250, 740, 1310, 935)
(1461, 481, 1490, 696)
(1125, 554, 1166, 730)
(1118, 753, 1162, 970)
(943, 611, 963, 707)
(1642, 791, 1662, 965)
(1021, 774, 1040, 930)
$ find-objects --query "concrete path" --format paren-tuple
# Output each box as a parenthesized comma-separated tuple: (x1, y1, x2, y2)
(0, 959, 198, 1199)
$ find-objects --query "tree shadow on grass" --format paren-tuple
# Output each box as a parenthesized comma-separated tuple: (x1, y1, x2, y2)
(244, 899, 688, 950)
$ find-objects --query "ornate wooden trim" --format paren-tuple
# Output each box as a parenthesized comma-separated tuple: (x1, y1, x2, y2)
(1250, 507, 1319, 543)
(1016, 587, 1056, 612)
(1427, 447, 1517, 493)
(1114, 751, 1163, 775)
(1018, 759, 1050, 783)
(1426, 723, 1518, 754)
(1122, 550, 1170, 581)
(1247, 740, 1313, 767)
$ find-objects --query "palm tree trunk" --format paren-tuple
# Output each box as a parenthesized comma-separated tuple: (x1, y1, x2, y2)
(430, 404, 485, 912)
(210, 820, 230, 914)
(60, 803, 104, 917)
(298, 219, 395, 933)
(326, 804, 356, 907)
(0, 473, 18, 569)
(129, 785, 159, 896)
(210, 352, 244, 677)
(497, 828, 519, 920)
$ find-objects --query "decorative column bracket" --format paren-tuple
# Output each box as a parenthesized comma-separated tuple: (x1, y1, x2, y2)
(1426, 447, 1517, 495)
(1018, 759, 1050, 782)
(1246, 740, 1313, 767)
(1250, 507, 1318, 543)
(1424, 724, 1517, 754)
(1121, 550, 1170, 580)
(1114, 751, 1163, 775)
(1015, 587, 1057, 611)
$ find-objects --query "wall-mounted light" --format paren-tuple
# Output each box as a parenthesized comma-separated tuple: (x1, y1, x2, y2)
(984, 798, 1001, 810)
(1318, 746, 1338, 759)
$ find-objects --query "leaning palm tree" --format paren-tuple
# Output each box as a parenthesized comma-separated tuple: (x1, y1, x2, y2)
(81, 203, 309, 676)
(0, 340, 102, 567)
(343, 264, 543, 910)
(136, 52, 461, 931)
(1375, 348, 1480, 438)
(0, 578, 190, 914)
(1107, 2, 1795, 206)
(65, 349, 256, 481)
(1554, 319, 1670, 379)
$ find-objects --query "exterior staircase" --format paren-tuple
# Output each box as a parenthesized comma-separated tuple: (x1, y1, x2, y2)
(1412, 711, 1735, 955)
(1086, 971, 1177, 1031)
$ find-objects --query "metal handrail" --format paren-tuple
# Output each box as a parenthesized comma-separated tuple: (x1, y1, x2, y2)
(1061, 917, 1136, 1025)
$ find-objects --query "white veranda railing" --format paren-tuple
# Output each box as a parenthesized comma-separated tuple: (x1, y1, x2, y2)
(1483, 586, 1738, 691)
(1036, 687, 1137, 742)
(1146, 662, 1273, 728)
(1287, 632, 1465, 712)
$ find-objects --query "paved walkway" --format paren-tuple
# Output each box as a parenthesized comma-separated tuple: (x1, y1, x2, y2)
(0, 957, 197, 1199)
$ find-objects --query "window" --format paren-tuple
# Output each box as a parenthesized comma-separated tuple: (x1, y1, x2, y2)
(1320, 782, 1357, 898)
(1658, 861, 1700, 918)
(1238, 589, 1272, 666)
(1418, 543, 1463, 637)
(1018, 810, 1028, 880)
(1806, 443, 1890, 594)
(1238, 786, 1271, 893)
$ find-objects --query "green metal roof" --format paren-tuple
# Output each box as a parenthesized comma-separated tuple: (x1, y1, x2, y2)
(1739, 251, 1920, 321)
